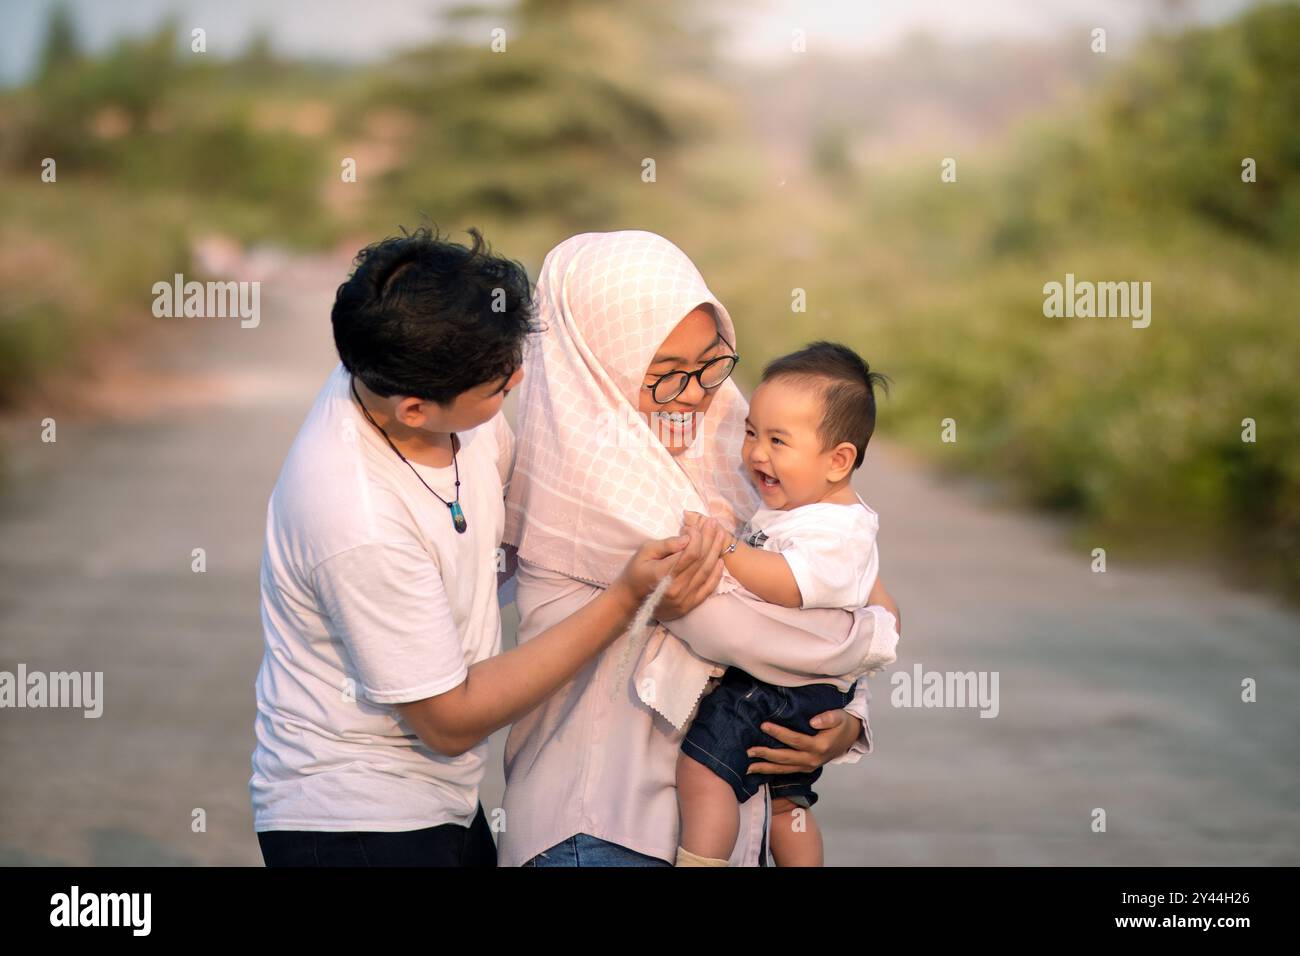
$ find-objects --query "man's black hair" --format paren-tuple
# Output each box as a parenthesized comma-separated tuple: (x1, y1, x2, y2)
(760, 341, 889, 470)
(331, 225, 537, 404)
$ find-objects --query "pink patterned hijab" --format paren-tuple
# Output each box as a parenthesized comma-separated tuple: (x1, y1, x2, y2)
(503, 230, 760, 590)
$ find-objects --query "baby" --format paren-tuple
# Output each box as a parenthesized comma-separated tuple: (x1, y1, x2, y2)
(675, 340, 888, 867)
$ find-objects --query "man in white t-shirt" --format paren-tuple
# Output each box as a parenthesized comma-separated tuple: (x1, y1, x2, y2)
(250, 227, 728, 866)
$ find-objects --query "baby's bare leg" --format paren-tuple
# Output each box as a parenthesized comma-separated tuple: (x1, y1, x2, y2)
(769, 797, 824, 867)
(676, 751, 740, 862)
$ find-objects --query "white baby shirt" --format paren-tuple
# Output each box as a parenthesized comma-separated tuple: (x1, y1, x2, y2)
(740, 495, 880, 611)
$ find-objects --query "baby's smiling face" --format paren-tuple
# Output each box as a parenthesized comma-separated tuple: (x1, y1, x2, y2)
(742, 377, 842, 510)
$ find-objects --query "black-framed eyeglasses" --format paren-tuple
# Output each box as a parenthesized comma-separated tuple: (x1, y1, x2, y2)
(645, 353, 739, 404)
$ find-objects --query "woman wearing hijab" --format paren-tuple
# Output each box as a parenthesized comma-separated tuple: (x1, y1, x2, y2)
(500, 231, 900, 866)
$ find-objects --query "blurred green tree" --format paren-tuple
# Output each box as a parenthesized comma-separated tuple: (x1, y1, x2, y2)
(36, 2, 81, 81)
(364, 0, 733, 229)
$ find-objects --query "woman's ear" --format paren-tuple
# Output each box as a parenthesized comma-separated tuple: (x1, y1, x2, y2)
(827, 441, 858, 482)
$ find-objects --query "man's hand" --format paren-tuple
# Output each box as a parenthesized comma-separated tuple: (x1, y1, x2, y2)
(746, 707, 862, 776)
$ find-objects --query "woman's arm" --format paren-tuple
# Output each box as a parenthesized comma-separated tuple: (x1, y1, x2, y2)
(833, 678, 873, 764)
(671, 580, 900, 781)
(658, 586, 894, 684)
(753, 581, 899, 778)
(867, 575, 901, 634)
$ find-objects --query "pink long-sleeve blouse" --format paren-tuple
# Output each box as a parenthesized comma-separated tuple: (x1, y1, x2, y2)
(498, 558, 895, 867)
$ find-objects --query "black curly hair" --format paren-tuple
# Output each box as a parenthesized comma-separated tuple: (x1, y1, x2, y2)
(331, 225, 537, 404)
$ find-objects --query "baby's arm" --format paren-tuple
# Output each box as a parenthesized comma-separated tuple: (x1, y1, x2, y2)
(685, 512, 802, 608)
(722, 538, 804, 608)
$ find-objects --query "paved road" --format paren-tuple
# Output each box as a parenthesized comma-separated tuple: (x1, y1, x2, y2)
(1, 252, 1296, 865)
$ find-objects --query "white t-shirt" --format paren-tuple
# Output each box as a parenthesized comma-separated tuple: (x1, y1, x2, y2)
(250, 363, 514, 832)
(740, 496, 880, 612)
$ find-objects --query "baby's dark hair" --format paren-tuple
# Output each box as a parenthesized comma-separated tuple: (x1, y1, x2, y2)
(760, 341, 889, 470)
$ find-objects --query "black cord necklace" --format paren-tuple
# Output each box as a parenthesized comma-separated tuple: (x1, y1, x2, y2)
(350, 376, 468, 534)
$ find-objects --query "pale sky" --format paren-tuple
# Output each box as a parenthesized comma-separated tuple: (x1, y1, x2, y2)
(730, 0, 1256, 57)
(0, 0, 1259, 85)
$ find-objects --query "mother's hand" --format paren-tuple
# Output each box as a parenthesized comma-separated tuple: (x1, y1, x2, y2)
(654, 521, 727, 621)
(746, 707, 862, 777)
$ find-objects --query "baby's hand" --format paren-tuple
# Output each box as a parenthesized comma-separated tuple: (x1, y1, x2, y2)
(683, 512, 732, 547)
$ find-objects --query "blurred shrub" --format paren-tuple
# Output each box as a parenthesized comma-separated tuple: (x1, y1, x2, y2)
(0, 186, 190, 403)
(798, 2, 1300, 592)
(0, 14, 342, 404)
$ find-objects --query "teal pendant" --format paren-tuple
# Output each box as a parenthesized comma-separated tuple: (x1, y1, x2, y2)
(449, 501, 468, 534)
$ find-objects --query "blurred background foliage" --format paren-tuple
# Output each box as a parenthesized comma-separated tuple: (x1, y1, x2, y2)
(0, 0, 1297, 592)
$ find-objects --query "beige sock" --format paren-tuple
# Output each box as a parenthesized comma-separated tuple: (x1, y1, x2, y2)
(675, 846, 729, 867)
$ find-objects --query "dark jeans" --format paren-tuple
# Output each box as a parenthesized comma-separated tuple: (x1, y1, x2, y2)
(257, 803, 497, 867)
(522, 833, 671, 867)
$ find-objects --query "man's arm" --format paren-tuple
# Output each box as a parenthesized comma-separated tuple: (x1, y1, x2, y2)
(399, 525, 727, 756)
(398, 576, 641, 756)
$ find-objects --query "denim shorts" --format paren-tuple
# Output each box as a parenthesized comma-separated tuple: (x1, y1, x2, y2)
(681, 667, 855, 809)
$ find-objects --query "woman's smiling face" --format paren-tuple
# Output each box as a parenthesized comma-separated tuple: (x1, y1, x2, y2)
(638, 306, 729, 456)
